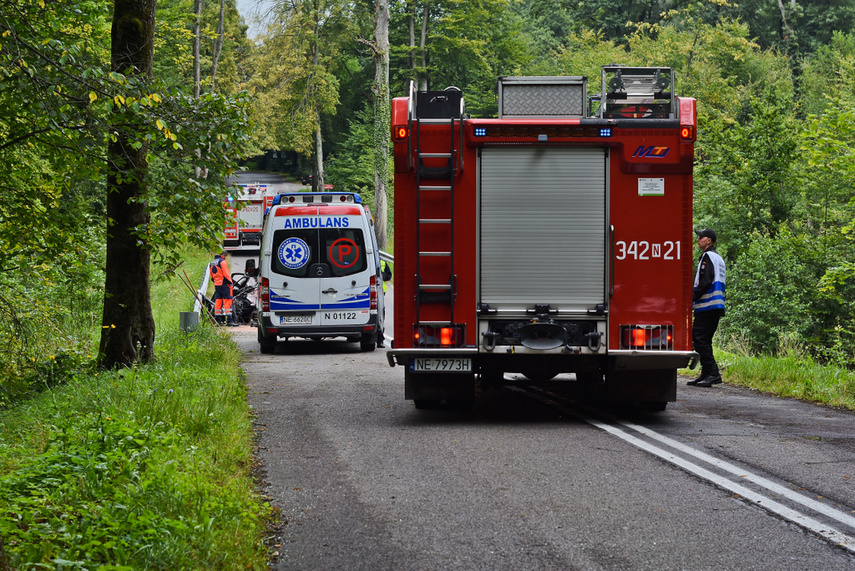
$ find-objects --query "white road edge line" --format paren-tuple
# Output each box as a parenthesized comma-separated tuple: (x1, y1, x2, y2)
(582, 414, 855, 554)
(614, 417, 855, 530)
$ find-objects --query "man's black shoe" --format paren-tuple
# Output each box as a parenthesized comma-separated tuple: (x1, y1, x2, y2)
(695, 375, 722, 387)
(687, 374, 708, 386)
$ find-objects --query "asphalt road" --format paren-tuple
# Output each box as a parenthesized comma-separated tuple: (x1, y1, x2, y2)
(226, 171, 855, 569)
(230, 326, 855, 571)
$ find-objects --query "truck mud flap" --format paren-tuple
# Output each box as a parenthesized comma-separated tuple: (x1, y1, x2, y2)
(605, 367, 676, 403)
(404, 369, 475, 402)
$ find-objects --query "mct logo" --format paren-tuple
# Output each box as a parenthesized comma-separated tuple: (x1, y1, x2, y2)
(633, 146, 670, 158)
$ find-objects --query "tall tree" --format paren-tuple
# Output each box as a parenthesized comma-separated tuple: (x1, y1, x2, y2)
(248, 0, 349, 183)
(100, 0, 158, 367)
(369, 0, 390, 249)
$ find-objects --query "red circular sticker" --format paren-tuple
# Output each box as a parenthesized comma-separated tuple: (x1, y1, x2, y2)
(328, 238, 361, 269)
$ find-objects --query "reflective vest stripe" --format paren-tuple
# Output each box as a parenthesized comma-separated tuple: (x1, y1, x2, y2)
(694, 250, 726, 312)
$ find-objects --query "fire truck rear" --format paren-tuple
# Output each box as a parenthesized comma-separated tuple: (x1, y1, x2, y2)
(387, 65, 699, 410)
(224, 183, 275, 251)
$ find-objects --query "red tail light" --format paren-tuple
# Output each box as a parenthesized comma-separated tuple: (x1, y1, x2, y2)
(261, 277, 270, 312)
(370, 275, 377, 311)
(392, 125, 409, 141)
(620, 324, 674, 350)
(413, 324, 465, 347)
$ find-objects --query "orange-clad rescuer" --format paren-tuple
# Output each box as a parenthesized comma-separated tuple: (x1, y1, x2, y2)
(210, 250, 237, 326)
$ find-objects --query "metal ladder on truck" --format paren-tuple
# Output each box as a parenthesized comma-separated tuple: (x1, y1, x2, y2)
(413, 88, 464, 336)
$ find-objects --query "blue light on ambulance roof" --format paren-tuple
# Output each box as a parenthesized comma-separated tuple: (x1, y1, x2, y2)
(600, 128, 612, 137)
(474, 127, 487, 137)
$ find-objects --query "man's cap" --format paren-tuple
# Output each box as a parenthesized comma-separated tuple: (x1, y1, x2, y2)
(219, 250, 228, 256)
(695, 228, 717, 242)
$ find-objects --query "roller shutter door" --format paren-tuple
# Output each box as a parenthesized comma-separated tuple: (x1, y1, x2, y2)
(479, 146, 606, 311)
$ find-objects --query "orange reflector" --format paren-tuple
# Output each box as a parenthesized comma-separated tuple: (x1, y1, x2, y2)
(680, 126, 695, 140)
(394, 126, 408, 140)
(440, 328, 453, 346)
(631, 328, 646, 347)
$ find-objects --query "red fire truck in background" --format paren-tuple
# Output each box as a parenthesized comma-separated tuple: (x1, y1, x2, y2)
(387, 65, 699, 410)
(224, 183, 275, 251)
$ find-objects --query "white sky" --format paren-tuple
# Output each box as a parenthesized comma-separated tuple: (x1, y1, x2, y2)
(235, 0, 275, 39)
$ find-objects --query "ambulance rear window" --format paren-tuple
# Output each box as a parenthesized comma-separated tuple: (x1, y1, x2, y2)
(272, 228, 368, 278)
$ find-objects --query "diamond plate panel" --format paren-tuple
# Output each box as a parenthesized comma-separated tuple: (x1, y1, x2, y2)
(501, 84, 585, 117)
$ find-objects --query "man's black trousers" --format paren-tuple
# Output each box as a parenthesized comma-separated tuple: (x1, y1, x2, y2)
(692, 309, 724, 376)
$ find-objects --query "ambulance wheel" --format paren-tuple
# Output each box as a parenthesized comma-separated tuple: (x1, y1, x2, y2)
(360, 333, 376, 352)
(258, 329, 276, 354)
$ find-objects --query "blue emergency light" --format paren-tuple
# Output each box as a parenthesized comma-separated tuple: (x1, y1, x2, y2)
(474, 127, 487, 137)
(600, 128, 612, 137)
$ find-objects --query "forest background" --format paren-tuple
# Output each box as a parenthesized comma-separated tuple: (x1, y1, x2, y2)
(2, 0, 855, 567)
(2, 0, 855, 391)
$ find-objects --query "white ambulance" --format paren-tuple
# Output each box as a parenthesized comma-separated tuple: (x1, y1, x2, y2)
(256, 192, 385, 354)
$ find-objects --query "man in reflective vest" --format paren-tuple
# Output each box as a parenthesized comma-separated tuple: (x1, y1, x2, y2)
(688, 228, 726, 387)
(210, 250, 237, 326)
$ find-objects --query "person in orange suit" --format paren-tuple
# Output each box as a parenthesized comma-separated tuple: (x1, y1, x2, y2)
(210, 250, 237, 326)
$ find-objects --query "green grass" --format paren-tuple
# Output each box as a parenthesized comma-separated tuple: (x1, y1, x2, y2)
(683, 348, 855, 411)
(0, 250, 271, 570)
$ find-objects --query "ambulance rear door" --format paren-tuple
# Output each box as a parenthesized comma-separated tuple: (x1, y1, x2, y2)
(316, 212, 373, 327)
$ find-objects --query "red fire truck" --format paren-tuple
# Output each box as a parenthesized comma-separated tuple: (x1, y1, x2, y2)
(224, 183, 275, 251)
(387, 65, 699, 410)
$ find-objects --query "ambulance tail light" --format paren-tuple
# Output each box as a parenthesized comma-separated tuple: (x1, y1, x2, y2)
(369, 275, 378, 311)
(260, 277, 270, 312)
(414, 324, 465, 348)
(620, 325, 673, 350)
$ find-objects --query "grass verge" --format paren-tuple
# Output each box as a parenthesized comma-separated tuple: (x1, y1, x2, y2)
(683, 348, 855, 411)
(0, 251, 271, 570)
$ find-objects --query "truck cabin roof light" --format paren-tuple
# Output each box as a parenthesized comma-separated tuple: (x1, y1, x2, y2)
(474, 125, 607, 139)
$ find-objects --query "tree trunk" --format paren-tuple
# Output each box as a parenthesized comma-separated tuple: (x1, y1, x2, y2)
(312, 32, 324, 191)
(100, 0, 157, 368)
(419, 0, 429, 91)
(407, 1, 415, 84)
(211, 0, 226, 92)
(314, 115, 324, 191)
(373, 0, 390, 250)
(193, 0, 202, 98)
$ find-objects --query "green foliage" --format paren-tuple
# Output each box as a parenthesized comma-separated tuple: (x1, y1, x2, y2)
(326, 104, 377, 202)
(248, 0, 351, 155)
(0, 250, 270, 569)
(721, 230, 823, 355)
(716, 348, 855, 410)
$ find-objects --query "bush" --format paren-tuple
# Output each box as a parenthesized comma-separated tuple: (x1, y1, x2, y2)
(721, 229, 822, 355)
